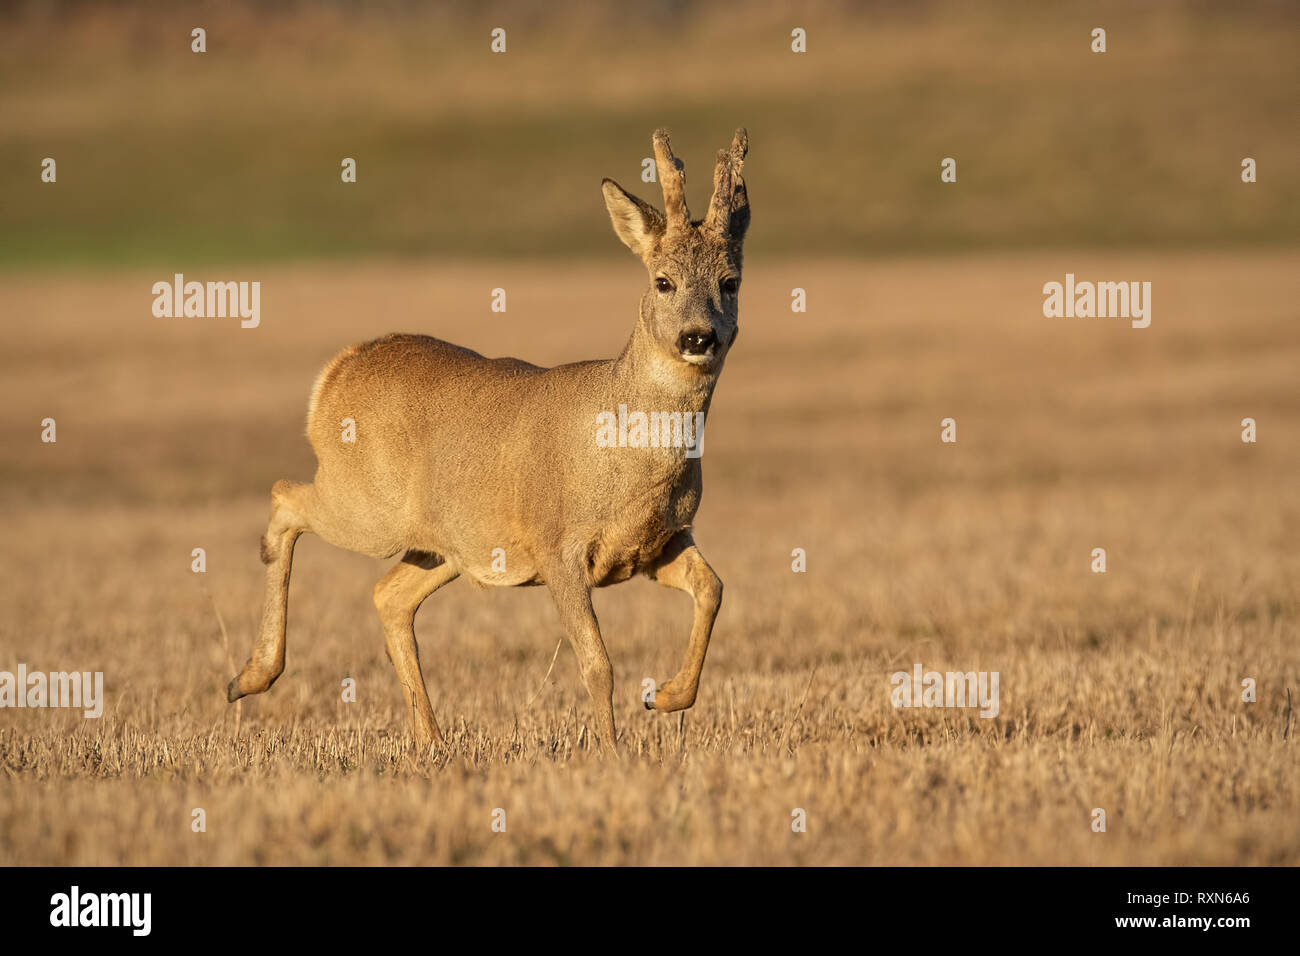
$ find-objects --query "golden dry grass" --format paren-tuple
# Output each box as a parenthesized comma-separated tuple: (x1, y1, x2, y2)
(1, 250, 1297, 864)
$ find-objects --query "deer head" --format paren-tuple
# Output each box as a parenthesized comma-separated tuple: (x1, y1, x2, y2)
(602, 128, 750, 378)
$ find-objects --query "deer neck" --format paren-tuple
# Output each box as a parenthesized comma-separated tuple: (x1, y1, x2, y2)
(610, 314, 719, 417)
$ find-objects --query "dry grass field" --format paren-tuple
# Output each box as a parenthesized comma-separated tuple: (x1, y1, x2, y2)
(1, 250, 1296, 865)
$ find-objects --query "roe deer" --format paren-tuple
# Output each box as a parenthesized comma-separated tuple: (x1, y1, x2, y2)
(227, 128, 750, 756)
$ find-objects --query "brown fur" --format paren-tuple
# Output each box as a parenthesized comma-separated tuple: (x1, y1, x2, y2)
(227, 129, 751, 756)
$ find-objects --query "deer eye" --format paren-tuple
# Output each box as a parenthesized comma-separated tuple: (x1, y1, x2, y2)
(655, 277, 675, 294)
(721, 277, 739, 295)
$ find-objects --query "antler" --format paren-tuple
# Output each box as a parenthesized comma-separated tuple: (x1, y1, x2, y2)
(652, 129, 691, 230)
(705, 128, 749, 237)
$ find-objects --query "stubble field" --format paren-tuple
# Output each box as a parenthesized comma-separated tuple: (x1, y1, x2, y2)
(1, 250, 1296, 864)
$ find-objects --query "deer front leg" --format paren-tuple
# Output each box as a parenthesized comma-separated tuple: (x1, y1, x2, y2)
(372, 550, 459, 753)
(547, 568, 618, 757)
(643, 531, 722, 713)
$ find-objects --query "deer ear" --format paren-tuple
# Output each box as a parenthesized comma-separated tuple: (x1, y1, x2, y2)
(602, 179, 665, 259)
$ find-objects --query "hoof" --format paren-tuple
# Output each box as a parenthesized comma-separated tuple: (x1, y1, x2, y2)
(643, 682, 661, 710)
(226, 677, 245, 703)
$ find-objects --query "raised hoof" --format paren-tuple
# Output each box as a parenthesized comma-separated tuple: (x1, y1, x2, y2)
(226, 677, 245, 703)
(646, 682, 696, 713)
(643, 682, 661, 710)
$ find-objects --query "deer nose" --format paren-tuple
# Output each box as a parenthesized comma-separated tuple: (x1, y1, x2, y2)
(678, 329, 717, 356)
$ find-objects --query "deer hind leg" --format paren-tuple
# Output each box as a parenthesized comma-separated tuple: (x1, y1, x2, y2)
(227, 479, 316, 702)
(643, 531, 722, 713)
(372, 550, 460, 753)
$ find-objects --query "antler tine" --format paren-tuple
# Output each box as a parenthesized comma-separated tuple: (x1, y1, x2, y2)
(705, 127, 749, 236)
(652, 129, 690, 229)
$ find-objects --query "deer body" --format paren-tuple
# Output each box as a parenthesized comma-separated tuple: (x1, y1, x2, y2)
(228, 129, 750, 755)
(304, 332, 710, 585)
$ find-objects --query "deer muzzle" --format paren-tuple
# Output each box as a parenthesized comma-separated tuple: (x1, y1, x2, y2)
(678, 329, 717, 364)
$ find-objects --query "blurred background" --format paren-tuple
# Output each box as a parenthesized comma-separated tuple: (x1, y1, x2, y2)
(1, 0, 1295, 267)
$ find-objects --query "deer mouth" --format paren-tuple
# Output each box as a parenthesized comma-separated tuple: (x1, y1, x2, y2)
(677, 329, 717, 365)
